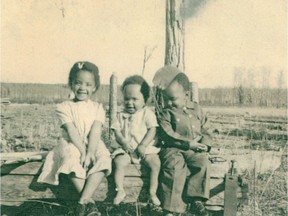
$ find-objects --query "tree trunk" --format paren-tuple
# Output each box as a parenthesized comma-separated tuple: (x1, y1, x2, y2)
(164, 0, 199, 103)
(165, 0, 185, 72)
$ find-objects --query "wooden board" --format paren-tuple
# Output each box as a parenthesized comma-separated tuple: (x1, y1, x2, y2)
(0, 160, 246, 210)
(1, 160, 229, 178)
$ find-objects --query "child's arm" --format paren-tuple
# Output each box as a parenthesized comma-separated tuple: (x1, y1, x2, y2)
(62, 123, 86, 165)
(84, 120, 102, 169)
(113, 129, 134, 153)
(56, 103, 86, 165)
(158, 110, 192, 150)
(197, 106, 213, 152)
(188, 106, 212, 152)
(136, 127, 157, 158)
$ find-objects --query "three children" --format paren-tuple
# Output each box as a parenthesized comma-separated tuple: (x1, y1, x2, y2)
(38, 62, 211, 216)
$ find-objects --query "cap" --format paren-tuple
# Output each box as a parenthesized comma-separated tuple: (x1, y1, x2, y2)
(152, 65, 186, 90)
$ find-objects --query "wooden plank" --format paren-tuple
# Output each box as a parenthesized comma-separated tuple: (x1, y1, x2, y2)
(1, 152, 48, 163)
(1, 162, 149, 177)
(1, 160, 228, 178)
(0, 175, 148, 204)
(1, 173, 243, 208)
(223, 174, 238, 216)
(0, 159, 246, 208)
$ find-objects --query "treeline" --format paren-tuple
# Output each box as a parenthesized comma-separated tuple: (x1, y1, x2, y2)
(1, 83, 287, 107)
(200, 87, 287, 107)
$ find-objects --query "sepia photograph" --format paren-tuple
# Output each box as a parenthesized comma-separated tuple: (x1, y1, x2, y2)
(1, 0, 287, 215)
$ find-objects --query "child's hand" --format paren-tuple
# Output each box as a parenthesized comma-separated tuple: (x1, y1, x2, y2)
(136, 145, 146, 159)
(80, 151, 86, 167)
(122, 142, 134, 153)
(189, 141, 208, 152)
(83, 152, 96, 170)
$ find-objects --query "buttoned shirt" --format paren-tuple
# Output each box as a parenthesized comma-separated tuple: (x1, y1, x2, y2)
(158, 101, 212, 151)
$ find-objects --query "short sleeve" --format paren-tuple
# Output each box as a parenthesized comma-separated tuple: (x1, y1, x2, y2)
(56, 102, 73, 126)
(145, 108, 158, 129)
(94, 103, 106, 124)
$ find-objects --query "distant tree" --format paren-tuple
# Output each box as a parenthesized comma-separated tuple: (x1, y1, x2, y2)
(260, 67, 271, 106)
(276, 70, 285, 108)
(233, 67, 246, 105)
(246, 70, 256, 105)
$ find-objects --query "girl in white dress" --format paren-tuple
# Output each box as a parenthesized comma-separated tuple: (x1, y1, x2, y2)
(38, 61, 111, 216)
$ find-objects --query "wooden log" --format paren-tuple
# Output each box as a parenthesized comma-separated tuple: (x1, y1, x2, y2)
(109, 73, 117, 142)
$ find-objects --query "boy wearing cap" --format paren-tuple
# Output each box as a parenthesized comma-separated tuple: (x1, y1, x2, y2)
(153, 66, 212, 216)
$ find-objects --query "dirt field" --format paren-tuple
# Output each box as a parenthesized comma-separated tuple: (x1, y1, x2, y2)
(1, 104, 287, 215)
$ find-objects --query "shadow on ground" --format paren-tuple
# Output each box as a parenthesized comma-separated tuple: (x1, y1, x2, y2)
(1, 201, 223, 216)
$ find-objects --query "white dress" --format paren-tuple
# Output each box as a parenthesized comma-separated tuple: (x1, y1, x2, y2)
(38, 100, 111, 185)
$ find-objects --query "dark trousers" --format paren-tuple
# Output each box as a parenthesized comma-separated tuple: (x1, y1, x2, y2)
(159, 147, 210, 213)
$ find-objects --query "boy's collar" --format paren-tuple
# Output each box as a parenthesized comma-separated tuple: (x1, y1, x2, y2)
(182, 101, 197, 113)
(185, 101, 196, 109)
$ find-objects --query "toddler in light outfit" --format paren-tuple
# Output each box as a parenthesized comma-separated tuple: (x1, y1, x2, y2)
(110, 75, 161, 206)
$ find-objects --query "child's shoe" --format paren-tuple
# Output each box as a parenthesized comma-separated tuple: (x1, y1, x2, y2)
(190, 201, 209, 216)
(86, 203, 101, 216)
(150, 194, 161, 206)
(163, 210, 182, 216)
(113, 189, 126, 205)
(75, 203, 86, 216)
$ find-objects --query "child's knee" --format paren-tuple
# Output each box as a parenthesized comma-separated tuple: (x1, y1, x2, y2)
(145, 154, 161, 170)
(197, 154, 210, 167)
(114, 155, 130, 168)
(163, 154, 185, 170)
(151, 159, 161, 172)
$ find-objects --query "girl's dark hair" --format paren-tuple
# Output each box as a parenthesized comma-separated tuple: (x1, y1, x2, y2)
(172, 73, 190, 91)
(121, 75, 150, 103)
(68, 61, 100, 91)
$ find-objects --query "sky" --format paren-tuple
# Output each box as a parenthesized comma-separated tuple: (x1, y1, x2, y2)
(1, 0, 287, 88)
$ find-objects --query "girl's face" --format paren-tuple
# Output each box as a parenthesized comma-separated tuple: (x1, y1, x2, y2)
(71, 70, 96, 101)
(123, 84, 145, 114)
(163, 81, 187, 109)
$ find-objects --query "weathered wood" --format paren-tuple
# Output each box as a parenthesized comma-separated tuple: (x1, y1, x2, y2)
(1, 152, 48, 163)
(0, 160, 246, 209)
(109, 73, 117, 142)
(0, 160, 229, 178)
(223, 174, 238, 216)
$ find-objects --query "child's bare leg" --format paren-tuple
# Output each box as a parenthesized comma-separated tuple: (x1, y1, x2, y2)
(79, 171, 105, 204)
(113, 153, 130, 204)
(144, 154, 161, 205)
(69, 175, 85, 194)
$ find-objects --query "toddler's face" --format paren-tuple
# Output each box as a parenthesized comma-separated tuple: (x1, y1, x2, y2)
(71, 70, 96, 101)
(162, 81, 187, 109)
(123, 84, 145, 114)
